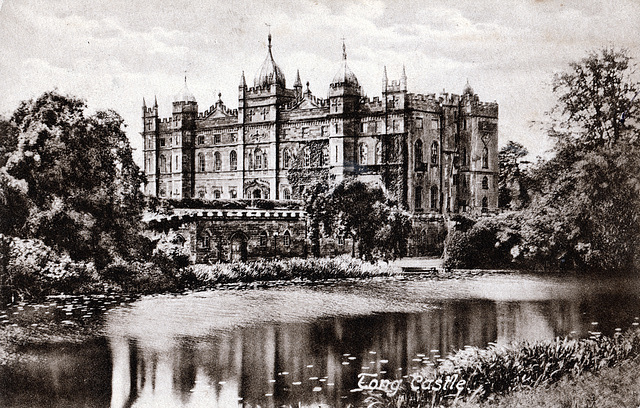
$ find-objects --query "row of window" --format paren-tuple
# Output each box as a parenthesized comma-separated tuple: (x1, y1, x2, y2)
(414, 140, 439, 169)
(415, 186, 439, 210)
(197, 230, 292, 249)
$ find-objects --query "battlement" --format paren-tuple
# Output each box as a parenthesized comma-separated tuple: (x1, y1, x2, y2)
(469, 101, 499, 117)
(143, 107, 157, 116)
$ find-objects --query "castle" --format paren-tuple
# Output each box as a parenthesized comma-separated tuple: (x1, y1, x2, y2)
(142, 35, 498, 260)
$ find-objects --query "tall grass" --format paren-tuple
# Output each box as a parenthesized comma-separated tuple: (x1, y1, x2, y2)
(369, 329, 640, 407)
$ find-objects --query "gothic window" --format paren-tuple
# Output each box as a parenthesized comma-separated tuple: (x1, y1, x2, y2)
(482, 176, 489, 190)
(159, 155, 166, 173)
(321, 146, 330, 167)
(416, 117, 423, 129)
(359, 143, 368, 165)
(247, 109, 254, 121)
(414, 139, 423, 170)
(255, 150, 263, 170)
(198, 153, 205, 172)
(482, 146, 489, 169)
(175, 155, 180, 171)
(415, 186, 422, 209)
(198, 231, 211, 249)
(430, 186, 438, 209)
(259, 231, 268, 247)
(160, 138, 165, 147)
(214, 134, 221, 144)
(248, 153, 253, 170)
(214, 152, 221, 171)
(283, 148, 291, 169)
(304, 147, 311, 168)
(482, 196, 489, 212)
(431, 141, 439, 165)
(263, 152, 268, 169)
(283, 188, 291, 200)
(230, 150, 237, 170)
(197, 135, 204, 145)
(283, 230, 291, 247)
(375, 142, 382, 164)
(214, 190, 221, 199)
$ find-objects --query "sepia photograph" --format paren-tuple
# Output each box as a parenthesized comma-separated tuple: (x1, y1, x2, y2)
(1, 0, 640, 407)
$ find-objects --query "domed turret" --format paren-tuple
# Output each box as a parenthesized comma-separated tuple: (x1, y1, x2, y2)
(254, 34, 286, 88)
(174, 76, 197, 102)
(463, 79, 474, 96)
(331, 41, 359, 87)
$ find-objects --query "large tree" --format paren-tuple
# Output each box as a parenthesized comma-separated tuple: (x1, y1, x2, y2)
(498, 141, 530, 209)
(1, 91, 147, 268)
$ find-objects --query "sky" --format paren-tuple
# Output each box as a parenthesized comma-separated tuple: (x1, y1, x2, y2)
(1, 0, 639, 164)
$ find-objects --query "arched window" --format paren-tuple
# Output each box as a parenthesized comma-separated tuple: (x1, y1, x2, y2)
(431, 141, 439, 165)
(359, 143, 368, 165)
(482, 176, 489, 190)
(282, 188, 291, 200)
(482, 196, 488, 212)
(414, 139, 423, 170)
(304, 147, 311, 168)
(482, 146, 489, 169)
(198, 153, 205, 172)
(375, 142, 382, 164)
(230, 150, 237, 170)
(214, 190, 221, 199)
(214, 152, 221, 171)
(159, 155, 167, 173)
(198, 189, 205, 199)
(415, 186, 422, 209)
(283, 230, 291, 247)
(198, 230, 211, 249)
(430, 186, 438, 209)
(283, 148, 291, 169)
(259, 231, 268, 247)
(175, 234, 186, 247)
(255, 149, 263, 170)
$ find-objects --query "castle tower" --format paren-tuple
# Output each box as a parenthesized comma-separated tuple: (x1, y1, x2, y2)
(170, 77, 198, 199)
(142, 96, 159, 196)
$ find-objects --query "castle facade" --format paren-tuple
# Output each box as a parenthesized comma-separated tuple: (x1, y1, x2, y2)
(142, 35, 498, 225)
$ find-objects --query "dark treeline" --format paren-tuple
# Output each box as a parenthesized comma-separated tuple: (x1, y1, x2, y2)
(445, 47, 640, 273)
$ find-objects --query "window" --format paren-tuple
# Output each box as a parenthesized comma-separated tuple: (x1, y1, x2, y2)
(198, 231, 211, 249)
(302, 127, 309, 137)
(230, 150, 237, 170)
(431, 186, 438, 209)
(214, 190, 221, 199)
(175, 155, 180, 171)
(432, 118, 439, 129)
(375, 142, 382, 164)
(255, 150, 263, 170)
(335, 146, 339, 163)
(198, 153, 205, 172)
(416, 117, 423, 129)
(415, 186, 422, 209)
(453, 174, 459, 186)
(160, 138, 165, 147)
(482, 176, 489, 190)
(359, 143, 368, 165)
(283, 230, 291, 247)
(321, 146, 329, 167)
(259, 231, 268, 247)
(462, 147, 467, 166)
(392, 120, 398, 132)
(334, 123, 339, 133)
(431, 141, 439, 165)
(321, 125, 329, 137)
(283, 188, 291, 200)
(248, 153, 253, 170)
(230, 188, 237, 198)
(197, 135, 204, 145)
(214, 152, 221, 171)
(482, 196, 489, 213)
(263, 153, 268, 169)
(414, 139, 423, 170)
(253, 189, 262, 199)
(214, 134, 221, 144)
(160, 155, 167, 173)
(482, 146, 489, 169)
(283, 148, 291, 169)
(304, 147, 311, 168)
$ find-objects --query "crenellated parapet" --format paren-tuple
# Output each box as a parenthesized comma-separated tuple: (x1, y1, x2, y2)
(468, 101, 499, 117)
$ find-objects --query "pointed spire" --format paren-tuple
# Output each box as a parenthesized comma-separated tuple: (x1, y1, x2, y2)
(240, 70, 246, 87)
(342, 38, 347, 60)
(142, 97, 147, 108)
(154, 95, 158, 107)
(401, 65, 407, 79)
(294, 69, 302, 87)
(400, 64, 407, 91)
(382, 66, 388, 91)
(268, 32, 272, 50)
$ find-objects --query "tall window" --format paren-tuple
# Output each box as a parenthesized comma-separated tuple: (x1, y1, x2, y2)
(213, 190, 221, 199)
(175, 155, 180, 171)
(414, 139, 423, 170)
(304, 147, 311, 168)
(482, 146, 489, 169)
(255, 150, 263, 170)
(482, 176, 489, 190)
(431, 141, 439, 165)
(283, 230, 291, 247)
(415, 186, 422, 209)
(259, 231, 268, 247)
(283, 188, 291, 200)
(214, 152, 221, 171)
(248, 153, 253, 170)
(160, 155, 167, 173)
(230, 150, 237, 170)
(198, 153, 205, 172)
(359, 143, 368, 165)
(198, 231, 211, 249)
(283, 148, 291, 169)
(375, 142, 382, 164)
(482, 196, 488, 212)
(462, 147, 467, 166)
(430, 186, 438, 209)
(321, 146, 330, 167)
(197, 135, 204, 145)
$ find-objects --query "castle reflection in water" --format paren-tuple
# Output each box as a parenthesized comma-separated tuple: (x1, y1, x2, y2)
(108, 299, 587, 408)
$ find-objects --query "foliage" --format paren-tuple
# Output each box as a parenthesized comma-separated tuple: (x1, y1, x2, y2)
(369, 329, 640, 407)
(498, 141, 530, 209)
(1, 91, 147, 268)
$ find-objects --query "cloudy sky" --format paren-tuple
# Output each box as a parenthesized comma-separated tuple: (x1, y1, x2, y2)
(1, 0, 638, 164)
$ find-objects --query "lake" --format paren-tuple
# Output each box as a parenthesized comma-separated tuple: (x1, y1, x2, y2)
(2, 272, 640, 407)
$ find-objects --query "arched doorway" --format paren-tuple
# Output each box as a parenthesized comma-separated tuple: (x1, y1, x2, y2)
(230, 232, 248, 262)
(252, 189, 262, 199)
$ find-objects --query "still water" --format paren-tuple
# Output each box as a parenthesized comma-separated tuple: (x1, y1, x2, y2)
(2, 273, 640, 407)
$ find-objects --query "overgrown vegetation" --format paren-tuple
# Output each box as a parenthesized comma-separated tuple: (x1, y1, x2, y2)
(446, 47, 640, 273)
(365, 329, 640, 407)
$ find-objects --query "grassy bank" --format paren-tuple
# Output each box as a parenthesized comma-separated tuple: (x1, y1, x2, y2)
(365, 329, 640, 407)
